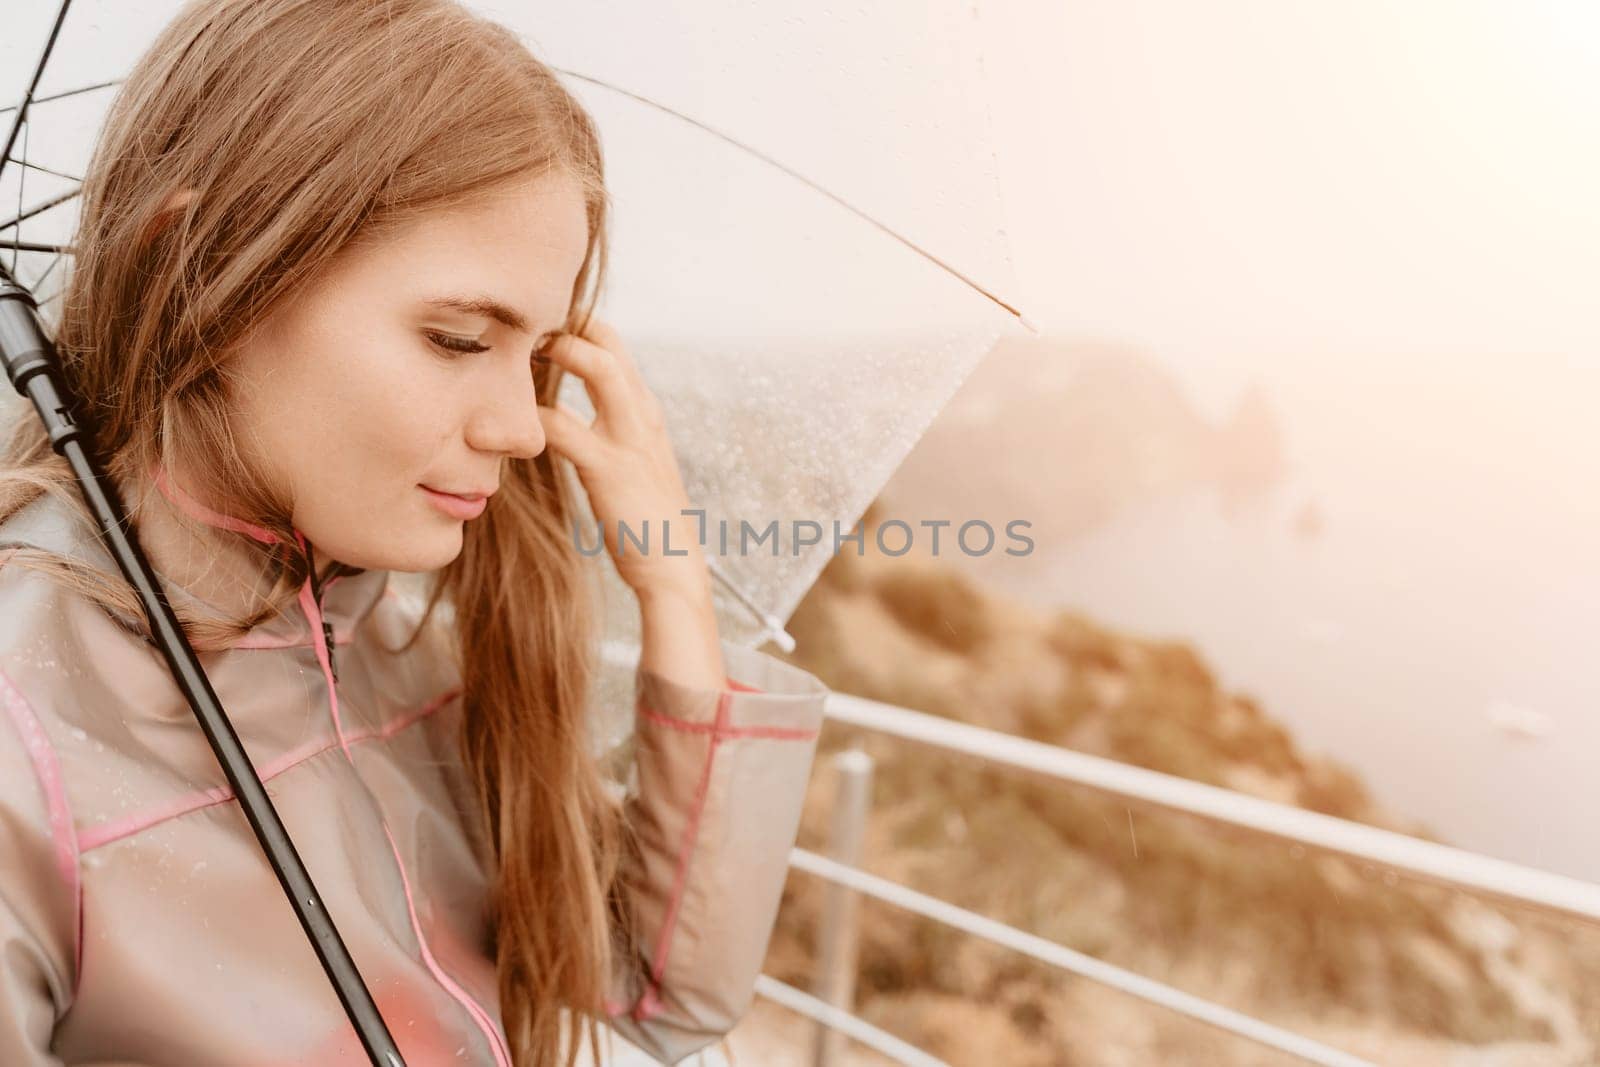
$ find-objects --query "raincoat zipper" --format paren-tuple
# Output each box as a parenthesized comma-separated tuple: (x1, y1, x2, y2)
(307, 564, 339, 683)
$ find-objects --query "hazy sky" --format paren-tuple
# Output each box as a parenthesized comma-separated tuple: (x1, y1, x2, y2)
(978, 0, 1600, 416)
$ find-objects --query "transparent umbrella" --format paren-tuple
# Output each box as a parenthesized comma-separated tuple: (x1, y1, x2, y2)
(2, 1, 1032, 685)
(3, 0, 1030, 1060)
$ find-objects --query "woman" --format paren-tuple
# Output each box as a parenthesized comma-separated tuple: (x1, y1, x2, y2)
(0, 1, 827, 1065)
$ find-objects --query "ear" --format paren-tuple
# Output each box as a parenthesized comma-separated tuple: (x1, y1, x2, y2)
(138, 187, 200, 248)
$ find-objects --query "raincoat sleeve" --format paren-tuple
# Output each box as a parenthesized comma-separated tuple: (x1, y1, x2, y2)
(0, 675, 77, 1065)
(603, 637, 827, 1065)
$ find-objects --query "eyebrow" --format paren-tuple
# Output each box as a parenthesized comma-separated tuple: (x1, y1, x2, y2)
(423, 294, 536, 333)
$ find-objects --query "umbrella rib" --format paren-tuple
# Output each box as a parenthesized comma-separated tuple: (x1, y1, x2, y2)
(10, 158, 84, 184)
(705, 557, 796, 653)
(0, 240, 72, 255)
(553, 67, 1036, 333)
(0, 79, 120, 119)
(10, 118, 25, 273)
(0, 187, 80, 234)
(32, 245, 66, 292)
(1, 0, 77, 191)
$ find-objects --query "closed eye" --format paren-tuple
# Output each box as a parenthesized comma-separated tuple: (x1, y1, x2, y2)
(424, 330, 489, 356)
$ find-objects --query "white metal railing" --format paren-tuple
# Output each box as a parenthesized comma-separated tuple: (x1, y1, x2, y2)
(807, 749, 872, 1067)
(821, 690, 1600, 926)
(752, 688, 1600, 1066)
(786, 847, 1375, 1067)
(752, 975, 949, 1067)
(597, 641, 1600, 1061)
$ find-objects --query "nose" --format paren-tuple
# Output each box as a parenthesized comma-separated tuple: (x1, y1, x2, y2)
(464, 358, 546, 459)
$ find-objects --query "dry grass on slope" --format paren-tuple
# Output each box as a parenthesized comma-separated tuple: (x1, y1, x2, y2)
(758, 504, 1600, 1066)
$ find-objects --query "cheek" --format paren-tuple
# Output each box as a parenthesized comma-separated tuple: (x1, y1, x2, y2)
(235, 325, 457, 549)
(283, 385, 467, 570)
(327, 376, 445, 479)
(263, 325, 441, 469)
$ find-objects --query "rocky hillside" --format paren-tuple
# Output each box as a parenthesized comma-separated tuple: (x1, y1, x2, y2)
(751, 506, 1600, 1066)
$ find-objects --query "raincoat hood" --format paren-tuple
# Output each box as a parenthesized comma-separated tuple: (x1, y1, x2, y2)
(0, 483, 829, 1065)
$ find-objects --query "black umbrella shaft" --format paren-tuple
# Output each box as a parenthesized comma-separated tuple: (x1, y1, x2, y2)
(0, 279, 406, 1067)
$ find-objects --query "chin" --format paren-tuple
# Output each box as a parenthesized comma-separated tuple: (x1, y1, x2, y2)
(393, 532, 467, 573)
(336, 528, 466, 574)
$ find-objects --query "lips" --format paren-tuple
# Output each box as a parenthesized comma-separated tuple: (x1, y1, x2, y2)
(421, 485, 493, 500)
(419, 485, 490, 520)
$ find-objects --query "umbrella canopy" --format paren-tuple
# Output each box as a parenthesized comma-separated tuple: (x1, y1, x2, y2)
(2, 0, 1032, 743)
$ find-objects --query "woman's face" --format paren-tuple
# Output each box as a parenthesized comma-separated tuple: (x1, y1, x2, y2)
(226, 169, 590, 573)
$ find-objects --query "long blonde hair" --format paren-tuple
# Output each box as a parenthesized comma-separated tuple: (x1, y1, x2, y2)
(0, 1, 626, 1063)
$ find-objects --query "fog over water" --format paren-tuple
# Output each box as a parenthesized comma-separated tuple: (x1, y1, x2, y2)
(885, 335, 1600, 882)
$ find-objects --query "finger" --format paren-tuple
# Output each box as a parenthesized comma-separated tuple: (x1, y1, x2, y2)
(541, 331, 643, 436)
(578, 315, 626, 358)
(579, 316, 668, 429)
(536, 402, 604, 470)
(578, 315, 651, 394)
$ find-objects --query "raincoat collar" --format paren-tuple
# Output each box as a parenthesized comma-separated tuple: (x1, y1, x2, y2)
(0, 469, 391, 651)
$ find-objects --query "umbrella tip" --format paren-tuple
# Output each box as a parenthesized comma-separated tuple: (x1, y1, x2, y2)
(762, 618, 797, 654)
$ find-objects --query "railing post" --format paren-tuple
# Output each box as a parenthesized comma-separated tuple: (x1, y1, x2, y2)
(811, 748, 874, 1067)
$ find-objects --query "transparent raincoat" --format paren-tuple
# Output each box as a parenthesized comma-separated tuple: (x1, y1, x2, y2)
(0, 480, 828, 1065)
